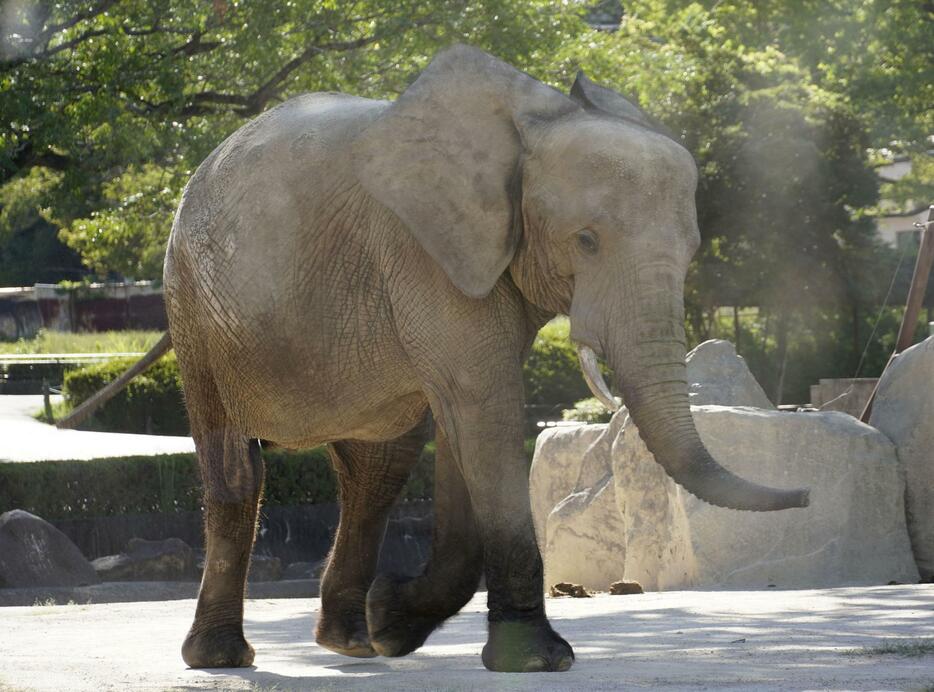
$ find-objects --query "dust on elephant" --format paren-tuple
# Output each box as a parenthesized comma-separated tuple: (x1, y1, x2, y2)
(164, 44, 808, 673)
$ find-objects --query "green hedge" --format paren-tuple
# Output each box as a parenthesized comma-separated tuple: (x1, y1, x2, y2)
(0, 447, 435, 520)
(63, 353, 188, 435)
(522, 317, 593, 411)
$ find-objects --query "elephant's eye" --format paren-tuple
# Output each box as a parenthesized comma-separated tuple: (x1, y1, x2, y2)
(576, 230, 599, 255)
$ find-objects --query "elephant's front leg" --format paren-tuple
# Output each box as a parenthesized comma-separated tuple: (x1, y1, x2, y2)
(366, 426, 484, 656)
(437, 382, 574, 673)
(316, 418, 427, 657)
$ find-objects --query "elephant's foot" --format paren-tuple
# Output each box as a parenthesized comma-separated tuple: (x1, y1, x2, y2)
(315, 610, 377, 658)
(365, 575, 443, 657)
(481, 617, 574, 672)
(182, 623, 255, 668)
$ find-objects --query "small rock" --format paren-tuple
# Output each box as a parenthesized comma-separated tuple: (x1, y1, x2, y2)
(92, 537, 195, 582)
(0, 510, 99, 588)
(282, 560, 324, 581)
(248, 555, 282, 582)
(549, 582, 591, 598)
(609, 580, 644, 595)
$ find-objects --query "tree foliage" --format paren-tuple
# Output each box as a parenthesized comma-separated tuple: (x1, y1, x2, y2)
(542, 1, 930, 401)
(1, 0, 585, 278)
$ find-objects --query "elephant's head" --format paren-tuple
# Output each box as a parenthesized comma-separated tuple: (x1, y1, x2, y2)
(354, 45, 808, 512)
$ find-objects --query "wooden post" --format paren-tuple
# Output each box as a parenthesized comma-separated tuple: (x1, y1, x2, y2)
(42, 378, 54, 423)
(860, 205, 934, 422)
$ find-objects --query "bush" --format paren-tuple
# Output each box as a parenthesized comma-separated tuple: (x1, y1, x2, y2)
(562, 397, 613, 424)
(523, 318, 591, 414)
(63, 353, 188, 435)
(0, 447, 435, 521)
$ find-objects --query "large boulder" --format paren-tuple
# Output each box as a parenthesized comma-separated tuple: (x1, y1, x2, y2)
(610, 416, 697, 590)
(92, 537, 196, 581)
(533, 339, 773, 589)
(534, 407, 919, 590)
(870, 336, 934, 581)
(680, 407, 916, 587)
(544, 472, 627, 591)
(0, 510, 99, 588)
(685, 339, 773, 408)
(530, 423, 608, 544)
(532, 339, 771, 540)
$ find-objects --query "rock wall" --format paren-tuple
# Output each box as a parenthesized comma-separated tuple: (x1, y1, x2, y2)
(870, 336, 934, 581)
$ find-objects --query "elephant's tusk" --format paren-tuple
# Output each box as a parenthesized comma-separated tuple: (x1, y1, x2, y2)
(576, 345, 621, 412)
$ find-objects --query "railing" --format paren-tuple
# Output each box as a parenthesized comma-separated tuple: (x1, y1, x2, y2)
(0, 353, 145, 365)
(0, 352, 145, 397)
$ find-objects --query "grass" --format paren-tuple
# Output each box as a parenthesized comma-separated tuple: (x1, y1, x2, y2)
(30, 598, 78, 607)
(0, 329, 162, 355)
(846, 638, 934, 657)
(33, 399, 71, 424)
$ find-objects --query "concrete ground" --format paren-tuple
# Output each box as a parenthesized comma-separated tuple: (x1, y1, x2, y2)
(0, 395, 194, 462)
(0, 586, 931, 691)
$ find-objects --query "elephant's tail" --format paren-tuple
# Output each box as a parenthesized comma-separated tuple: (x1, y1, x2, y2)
(55, 332, 173, 430)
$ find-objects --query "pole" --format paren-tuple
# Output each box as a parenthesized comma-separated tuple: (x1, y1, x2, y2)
(860, 205, 934, 422)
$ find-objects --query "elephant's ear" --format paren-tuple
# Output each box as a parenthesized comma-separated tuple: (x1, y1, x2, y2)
(570, 71, 674, 139)
(353, 44, 578, 298)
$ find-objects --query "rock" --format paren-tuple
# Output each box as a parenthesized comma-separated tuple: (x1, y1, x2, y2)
(610, 414, 698, 591)
(0, 510, 99, 588)
(530, 423, 609, 544)
(543, 471, 628, 592)
(92, 538, 195, 582)
(282, 560, 324, 581)
(685, 340, 773, 408)
(534, 407, 919, 590)
(549, 582, 590, 598)
(248, 555, 282, 582)
(532, 338, 771, 577)
(193, 553, 282, 582)
(609, 580, 643, 595)
(681, 407, 917, 587)
(870, 336, 934, 581)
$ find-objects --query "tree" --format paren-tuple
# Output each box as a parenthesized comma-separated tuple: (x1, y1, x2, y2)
(545, 1, 919, 402)
(0, 0, 586, 280)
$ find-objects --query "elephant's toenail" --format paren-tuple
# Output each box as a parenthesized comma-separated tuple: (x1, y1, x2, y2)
(554, 655, 574, 672)
(522, 656, 549, 672)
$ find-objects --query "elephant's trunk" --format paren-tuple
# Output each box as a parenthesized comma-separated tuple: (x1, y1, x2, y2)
(582, 333, 808, 512)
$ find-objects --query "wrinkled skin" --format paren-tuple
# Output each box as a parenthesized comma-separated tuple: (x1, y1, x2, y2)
(166, 45, 806, 673)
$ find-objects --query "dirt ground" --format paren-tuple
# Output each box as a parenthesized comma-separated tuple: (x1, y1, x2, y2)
(0, 585, 931, 691)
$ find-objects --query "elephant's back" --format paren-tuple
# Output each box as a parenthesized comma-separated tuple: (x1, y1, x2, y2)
(166, 91, 388, 319)
(170, 92, 386, 266)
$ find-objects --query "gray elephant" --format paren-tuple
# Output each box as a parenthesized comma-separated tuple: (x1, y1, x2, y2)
(163, 45, 808, 673)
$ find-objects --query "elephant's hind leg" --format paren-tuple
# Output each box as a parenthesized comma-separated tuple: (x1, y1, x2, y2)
(315, 416, 428, 658)
(180, 370, 264, 669)
(367, 427, 483, 656)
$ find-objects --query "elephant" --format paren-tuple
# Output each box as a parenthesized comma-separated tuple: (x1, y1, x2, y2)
(162, 44, 808, 673)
